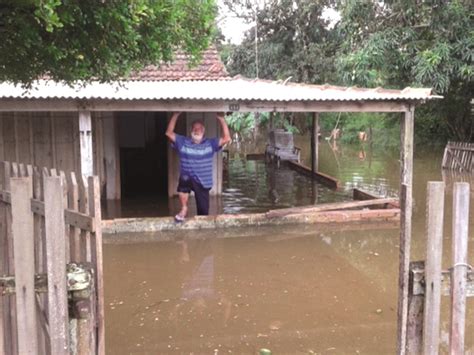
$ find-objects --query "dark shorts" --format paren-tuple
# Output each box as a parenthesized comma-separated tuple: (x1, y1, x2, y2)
(177, 175, 211, 215)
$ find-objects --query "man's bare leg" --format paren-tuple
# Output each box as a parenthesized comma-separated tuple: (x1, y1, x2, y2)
(178, 192, 189, 218)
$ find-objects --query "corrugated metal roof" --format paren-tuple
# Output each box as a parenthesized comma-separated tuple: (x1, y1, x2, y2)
(0, 77, 440, 102)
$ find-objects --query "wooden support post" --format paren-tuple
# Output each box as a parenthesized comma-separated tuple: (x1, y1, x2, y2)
(79, 111, 93, 177)
(50, 114, 57, 168)
(44, 176, 69, 354)
(423, 182, 445, 355)
(102, 114, 120, 199)
(13, 115, 19, 163)
(269, 112, 274, 130)
(311, 112, 319, 174)
(449, 182, 470, 354)
(0, 116, 4, 161)
(11, 176, 38, 354)
(397, 106, 414, 355)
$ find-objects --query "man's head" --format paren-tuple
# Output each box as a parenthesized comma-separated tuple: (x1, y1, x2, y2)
(191, 119, 205, 143)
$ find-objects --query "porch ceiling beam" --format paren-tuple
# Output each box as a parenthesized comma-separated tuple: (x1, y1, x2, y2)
(0, 99, 412, 113)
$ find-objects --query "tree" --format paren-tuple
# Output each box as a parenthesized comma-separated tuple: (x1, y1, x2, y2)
(336, 0, 473, 141)
(0, 0, 217, 85)
(224, 0, 339, 84)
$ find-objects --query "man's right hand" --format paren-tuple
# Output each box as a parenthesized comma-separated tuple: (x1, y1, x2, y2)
(166, 112, 182, 143)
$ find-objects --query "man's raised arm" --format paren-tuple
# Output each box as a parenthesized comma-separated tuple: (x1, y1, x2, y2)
(217, 112, 231, 147)
(165, 112, 181, 143)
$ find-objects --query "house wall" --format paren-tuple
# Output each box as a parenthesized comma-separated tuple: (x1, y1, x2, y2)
(0, 112, 109, 196)
(0, 111, 77, 170)
(0, 110, 223, 200)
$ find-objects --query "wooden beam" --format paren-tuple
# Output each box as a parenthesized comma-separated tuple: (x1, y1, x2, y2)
(0, 98, 412, 113)
(79, 111, 93, 177)
(311, 112, 319, 173)
(285, 160, 339, 189)
(266, 198, 399, 218)
(397, 106, 414, 355)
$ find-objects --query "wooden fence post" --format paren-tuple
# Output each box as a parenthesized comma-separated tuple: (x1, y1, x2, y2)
(423, 182, 445, 354)
(449, 182, 470, 354)
(11, 176, 38, 354)
(68, 172, 81, 262)
(89, 176, 105, 355)
(44, 176, 69, 354)
(5, 161, 18, 355)
(0, 161, 9, 355)
(77, 175, 93, 354)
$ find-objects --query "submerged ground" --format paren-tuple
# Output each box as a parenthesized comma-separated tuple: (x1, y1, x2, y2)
(104, 138, 474, 354)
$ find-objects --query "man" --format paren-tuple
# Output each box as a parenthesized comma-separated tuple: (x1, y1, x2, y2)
(166, 112, 231, 221)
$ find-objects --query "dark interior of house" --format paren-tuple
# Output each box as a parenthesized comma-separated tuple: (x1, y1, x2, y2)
(118, 112, 169, 198)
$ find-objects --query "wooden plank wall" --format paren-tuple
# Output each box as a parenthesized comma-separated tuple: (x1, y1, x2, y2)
(0, 112, 107, 195)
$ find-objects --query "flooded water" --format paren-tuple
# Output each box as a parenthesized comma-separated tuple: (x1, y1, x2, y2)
(104, 136, 474, 354)
(221, 158, 349, 214)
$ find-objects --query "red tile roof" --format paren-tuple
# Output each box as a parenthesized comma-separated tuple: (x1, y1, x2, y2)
(129, 48, 229, 81)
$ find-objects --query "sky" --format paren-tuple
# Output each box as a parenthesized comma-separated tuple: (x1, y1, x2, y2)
(217, 1, 341, 45)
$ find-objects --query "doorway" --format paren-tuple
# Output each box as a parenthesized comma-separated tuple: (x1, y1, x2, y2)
(118, 112, 168, 198)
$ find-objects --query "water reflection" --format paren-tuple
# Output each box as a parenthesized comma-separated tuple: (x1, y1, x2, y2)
(222, 157, 348, 214)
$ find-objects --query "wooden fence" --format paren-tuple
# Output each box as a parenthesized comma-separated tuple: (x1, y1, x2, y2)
(0, 161, 104, 355)
(442, 141, 474, 172)
(405, 181, 471, 354)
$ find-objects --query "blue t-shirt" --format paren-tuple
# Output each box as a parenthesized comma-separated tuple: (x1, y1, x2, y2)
(172, 134, 221, 189)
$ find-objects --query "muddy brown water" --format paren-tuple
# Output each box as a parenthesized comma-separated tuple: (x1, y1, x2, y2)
(104, 139, 474, 354)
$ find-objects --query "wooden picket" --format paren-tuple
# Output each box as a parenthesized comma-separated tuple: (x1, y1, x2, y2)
(0, 161, 104, 355)
(405, 182, 471, 353)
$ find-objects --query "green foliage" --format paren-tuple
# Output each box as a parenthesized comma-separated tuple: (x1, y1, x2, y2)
(223, 0, 472, 143)
(0, 0, 217, 85)
(225, 112, 257, 138)
(336, 0, 473, 141)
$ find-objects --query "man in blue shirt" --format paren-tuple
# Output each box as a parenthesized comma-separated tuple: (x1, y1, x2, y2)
(166, 112, 231, 221)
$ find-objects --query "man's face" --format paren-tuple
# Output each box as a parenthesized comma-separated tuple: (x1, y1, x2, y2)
(191, 122, 205, 143)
